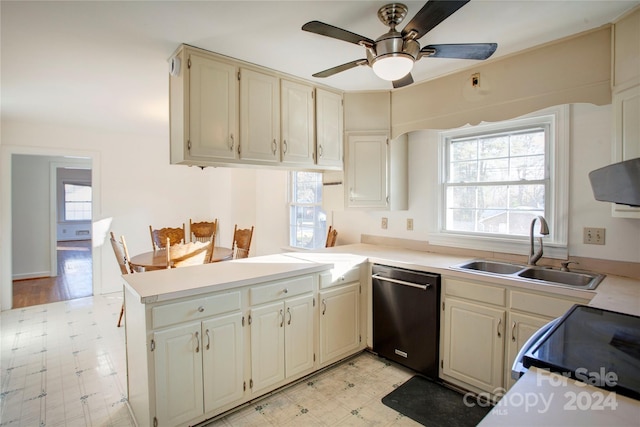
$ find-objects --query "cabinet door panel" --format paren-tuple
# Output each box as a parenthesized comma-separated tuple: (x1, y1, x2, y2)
(189, 54, 238, 160)
(240, 69, 280, 162)
(250, 302, 285, 393)
(442, 298, 504, 393)
(202, 312, 244, 412)
(346, 134, 388, 208)
(316, 89, 343, 168)
(319, 283, 360, 363)
(505, 312, 550, 390)
(154, 322, 203, 426)
(281, 80, 314, 165)
(284, 295, 315, 377)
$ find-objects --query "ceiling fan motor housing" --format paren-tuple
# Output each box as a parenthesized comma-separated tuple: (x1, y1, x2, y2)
(367, 30, 420, 66)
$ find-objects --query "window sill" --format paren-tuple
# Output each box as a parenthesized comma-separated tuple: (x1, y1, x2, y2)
(427, 232, 568, 260)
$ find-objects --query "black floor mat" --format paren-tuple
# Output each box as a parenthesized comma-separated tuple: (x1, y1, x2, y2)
(381, 376, 492, 427)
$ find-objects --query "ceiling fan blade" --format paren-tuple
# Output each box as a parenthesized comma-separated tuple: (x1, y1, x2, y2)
(421, 43, 498, 60)
(302, 21, 374, 46)
(393, 74, 414, 88)
(312, 59, 367, 78)
(402, 0, 469, 40)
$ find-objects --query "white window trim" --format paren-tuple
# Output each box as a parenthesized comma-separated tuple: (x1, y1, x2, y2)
(288, 171, 326, 250)
(429, 106, 569, 259)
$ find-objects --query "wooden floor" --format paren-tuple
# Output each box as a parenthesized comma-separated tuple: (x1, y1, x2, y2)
(12, 240, 93, 308)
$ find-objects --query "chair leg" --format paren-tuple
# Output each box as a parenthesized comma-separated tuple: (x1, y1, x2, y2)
(117, 303, 125, 327)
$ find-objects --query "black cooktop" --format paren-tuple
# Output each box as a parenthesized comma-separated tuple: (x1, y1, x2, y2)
(523, 305, 640, 400)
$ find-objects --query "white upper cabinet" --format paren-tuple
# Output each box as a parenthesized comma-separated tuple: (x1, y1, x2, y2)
(346, 133, 389, 209)
(316, 88, 344, 169)
(280, 80, 315, 166)
(239, 68, 280, 163)
(612, 84, 640, 218)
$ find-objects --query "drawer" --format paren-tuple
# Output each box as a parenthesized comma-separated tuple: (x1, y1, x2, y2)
(152, 291, 241, 329)
(444, 278, 506, 307)
(319, 266, 361, 289)
(250, 275, 314, 306)
(510, 290, 578, 319)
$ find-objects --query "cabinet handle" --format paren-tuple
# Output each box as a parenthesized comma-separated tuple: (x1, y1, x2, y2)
(322, 299, 327, 315)
(318, 144, 323, 157)
(497, 318, 502, 338)
(229, 134, 234, 151)
(283, 140, 288, 154)
(283, 288, 288, 294)
(279, 309, 284, 327)
(272, 139, 277, 155)
(198, 306, 205, 313)
(511, 321, 516, 342)
(206, 329, 211, 350)
(195, 331, 200, 353)
(287, 307, 292, 325)
(349, 188, 354, 202)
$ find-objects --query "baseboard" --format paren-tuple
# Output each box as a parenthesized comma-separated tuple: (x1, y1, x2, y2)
(13, 271, 51, 281)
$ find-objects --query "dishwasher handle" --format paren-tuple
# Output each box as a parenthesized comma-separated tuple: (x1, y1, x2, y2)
(371, 273, 430, 290)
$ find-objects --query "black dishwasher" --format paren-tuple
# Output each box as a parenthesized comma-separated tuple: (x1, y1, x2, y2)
(372, 264, 441, 380)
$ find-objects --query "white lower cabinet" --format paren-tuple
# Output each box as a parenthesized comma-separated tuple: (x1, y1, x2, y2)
(153, 312, 244, 426)
(250, 294, 314, 394)
(440, 276, 590, 399)
(442, 298, 505, 394)
(319, 283, 360, 364)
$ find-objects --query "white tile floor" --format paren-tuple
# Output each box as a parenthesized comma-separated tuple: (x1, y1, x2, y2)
(1, 294, 420, 427)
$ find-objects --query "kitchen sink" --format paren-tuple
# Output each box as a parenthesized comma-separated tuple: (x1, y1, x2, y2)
(451, 260, 605, 290)
(455, 260, 525, 275)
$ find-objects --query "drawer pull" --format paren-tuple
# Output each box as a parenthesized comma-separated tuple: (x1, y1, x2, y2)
(283, 288, 288, 294)
(197, 306, 205, 313)
(195, 331, 200, 353)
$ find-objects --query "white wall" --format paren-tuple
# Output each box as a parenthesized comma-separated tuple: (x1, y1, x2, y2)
(330, 103, 640, 263)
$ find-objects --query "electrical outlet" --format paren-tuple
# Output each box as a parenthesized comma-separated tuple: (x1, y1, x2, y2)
(583, 227, 605, 245)
(381, 217, 388, 230)
(407, 218, 413, 231)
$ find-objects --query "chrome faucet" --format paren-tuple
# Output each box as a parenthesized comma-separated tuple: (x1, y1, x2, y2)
(528, 216, 549, 266)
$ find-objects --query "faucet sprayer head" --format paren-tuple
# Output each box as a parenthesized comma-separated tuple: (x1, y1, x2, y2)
(537, 216, 549, 235)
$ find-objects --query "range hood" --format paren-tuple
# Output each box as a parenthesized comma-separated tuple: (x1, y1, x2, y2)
(589, 157, 640, 207)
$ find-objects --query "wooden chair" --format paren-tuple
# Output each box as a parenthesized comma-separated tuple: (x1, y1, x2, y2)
(325, 226, 338, 248)
(232, 225, 254, 259)
(109, 232, 134, 327)
(149, 224, 186, 250)
(166, 235, 215, 269)
(190, 218, 218, 243)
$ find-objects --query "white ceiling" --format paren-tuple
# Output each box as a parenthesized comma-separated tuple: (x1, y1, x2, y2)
(1, 1, 638, 134)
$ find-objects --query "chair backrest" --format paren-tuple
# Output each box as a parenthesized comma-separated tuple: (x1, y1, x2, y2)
(149, 224, 185, 250)
(110, 231, 134, 274)
(325, 226, 338, 248)
(190, 218, 218, 243)
(166, 235, 215, 268)
(232, 225, 254, 259)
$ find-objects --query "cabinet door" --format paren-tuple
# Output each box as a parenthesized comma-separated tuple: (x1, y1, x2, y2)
(442, 298, 505, 394)
(346, 133, 389, 208)
(281, 80, 315, 166)
(316, 89, 343, 168)
(239, 68, 280, 162)
(202, 312, 244, 413)
(284, 294, 315, 377)
(612, 85, 640, 218)
(319, 283, 360, 364)
(504, 312, 550, 390)
(250, 302, 285, 393)
(154, 322, 203, 426)
(188, 53, 238, 160)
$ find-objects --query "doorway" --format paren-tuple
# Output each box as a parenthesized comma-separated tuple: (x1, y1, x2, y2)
(11, 154, 93, 308)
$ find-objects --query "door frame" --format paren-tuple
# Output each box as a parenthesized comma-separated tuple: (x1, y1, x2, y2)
(1, 145, 102, 311)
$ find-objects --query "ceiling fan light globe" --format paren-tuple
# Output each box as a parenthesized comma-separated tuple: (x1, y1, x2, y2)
(372, 54, 414, 81)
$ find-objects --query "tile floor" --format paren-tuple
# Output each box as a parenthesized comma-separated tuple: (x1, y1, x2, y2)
(1, 294, 421, 427)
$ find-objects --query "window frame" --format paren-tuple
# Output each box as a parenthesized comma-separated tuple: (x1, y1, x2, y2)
(63, 181, 92, 222)
(430, 106, 569, 259)
(288, 171, 327, 250)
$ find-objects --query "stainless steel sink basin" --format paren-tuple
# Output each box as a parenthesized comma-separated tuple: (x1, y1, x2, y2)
(517, 268, 604, 289)
(451, 259, 605, 290)
(455, 260, 525, 275)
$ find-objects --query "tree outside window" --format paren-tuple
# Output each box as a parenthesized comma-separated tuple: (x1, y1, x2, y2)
(289, 172, 326, 249)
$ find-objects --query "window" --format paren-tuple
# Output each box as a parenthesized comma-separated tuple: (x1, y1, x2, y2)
(435, 107, 568, 256)
(64, 183, 92, 221)
(289, 171, 326, 249)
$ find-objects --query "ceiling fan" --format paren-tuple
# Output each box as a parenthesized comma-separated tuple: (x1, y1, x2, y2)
(302, 0, 497, 88)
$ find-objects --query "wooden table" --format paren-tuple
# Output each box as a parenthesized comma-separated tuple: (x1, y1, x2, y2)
(129, 247, 233, 271)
